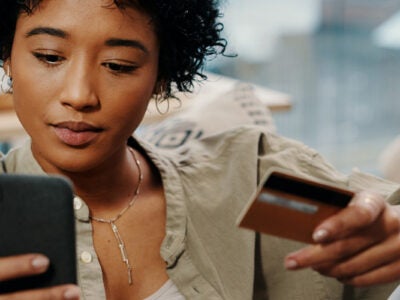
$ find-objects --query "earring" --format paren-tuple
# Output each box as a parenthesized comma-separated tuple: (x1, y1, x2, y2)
(154, 86, 170, 115)
(1, 67, 13, 94)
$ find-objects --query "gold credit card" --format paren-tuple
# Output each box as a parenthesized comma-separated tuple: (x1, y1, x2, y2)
(237, 167, 354, 244)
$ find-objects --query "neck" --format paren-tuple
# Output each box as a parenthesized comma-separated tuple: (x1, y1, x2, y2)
(66, 147, 142, 215)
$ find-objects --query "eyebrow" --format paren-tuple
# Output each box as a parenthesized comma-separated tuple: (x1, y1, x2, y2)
(105, 38, 149, 54)
(25, 27, 149, 54)
(26, 27, 69, 39)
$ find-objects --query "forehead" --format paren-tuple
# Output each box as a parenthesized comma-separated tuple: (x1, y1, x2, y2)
(16, 0, 157, 44)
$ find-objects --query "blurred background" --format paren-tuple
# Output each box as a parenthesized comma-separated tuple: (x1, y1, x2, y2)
(207, 0, 400, 176)
(1, 0, 400, 178)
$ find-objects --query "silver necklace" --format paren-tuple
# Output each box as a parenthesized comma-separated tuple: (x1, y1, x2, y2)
(89, 147, 143, 285)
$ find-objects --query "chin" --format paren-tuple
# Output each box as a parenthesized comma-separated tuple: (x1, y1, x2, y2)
(59, 154, 105, 174)
(34, 146, 103, 175)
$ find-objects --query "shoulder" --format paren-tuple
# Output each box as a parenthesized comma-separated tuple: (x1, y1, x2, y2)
(138, 127, 274, 227)
(141, 124, 274, 162)
(0, 139, 44, 174)
(139, 124, 328, 190)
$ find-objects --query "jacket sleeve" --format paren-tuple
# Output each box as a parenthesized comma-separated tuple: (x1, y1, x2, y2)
(254, 129, 400, 299)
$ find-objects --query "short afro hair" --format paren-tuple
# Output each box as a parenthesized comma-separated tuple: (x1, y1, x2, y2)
(0, 0, 228, 99)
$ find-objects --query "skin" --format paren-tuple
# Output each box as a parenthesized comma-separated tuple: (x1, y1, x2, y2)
(285, 191, 400, 287)
(3, 0, 168, 299)
(9, 0, 158, 177)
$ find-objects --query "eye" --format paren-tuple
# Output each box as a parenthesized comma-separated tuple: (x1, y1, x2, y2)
(33, 52, 65, 65)
(102, 62, 137, 74)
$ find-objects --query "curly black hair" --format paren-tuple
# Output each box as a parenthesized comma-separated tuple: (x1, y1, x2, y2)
(0, 0, 228, 99)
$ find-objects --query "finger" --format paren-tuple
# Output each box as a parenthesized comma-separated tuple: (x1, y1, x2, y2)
(312, 191, 386, 243)
(285, 229, 383, 270)
(0, 254, 49, 281)
(314, 234, 400, 280)
(284, 244, 318, 270)
(342, 259, 400, 287)
(286, 203, 400, 272)
(285, 219, 394, 270)
(0, 284, 81, 300)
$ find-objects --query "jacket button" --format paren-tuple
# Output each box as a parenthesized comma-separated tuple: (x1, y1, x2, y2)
(73, 196, 83, 210)
(80, 251, 92, 264)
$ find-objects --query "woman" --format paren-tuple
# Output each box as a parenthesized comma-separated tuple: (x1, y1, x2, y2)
(1, 1, 400, 299)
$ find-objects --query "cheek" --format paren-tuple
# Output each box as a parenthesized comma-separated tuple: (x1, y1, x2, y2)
(107, 88, 152, 130)
(11, 72, 49, 122)
(11, 57, 48, 113)
(12, 76, 38, 119)
(99, 74, 157, 125)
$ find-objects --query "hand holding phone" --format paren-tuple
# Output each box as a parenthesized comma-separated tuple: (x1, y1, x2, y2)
(0, 254, 80, 299)
(237, 167, 354, 243)
(0, 174, 77, 294)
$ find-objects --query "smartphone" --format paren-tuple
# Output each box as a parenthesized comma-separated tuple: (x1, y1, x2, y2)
(237, 167, 354, 243)
(0, 174, 77, 294)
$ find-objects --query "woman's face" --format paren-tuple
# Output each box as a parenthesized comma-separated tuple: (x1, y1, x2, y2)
(8, 0, 159, 173)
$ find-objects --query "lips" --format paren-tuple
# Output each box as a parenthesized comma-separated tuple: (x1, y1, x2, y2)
(52, 121, 103, 146)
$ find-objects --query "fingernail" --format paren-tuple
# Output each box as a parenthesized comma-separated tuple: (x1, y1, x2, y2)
(64, 286, 81, 300)
(313, 228, 329, 243)
(31, 256, 50, 270)
(285, 259, 298, 270)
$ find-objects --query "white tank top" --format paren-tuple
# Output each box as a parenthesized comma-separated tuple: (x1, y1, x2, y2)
(388, 285, 400, 300)
(144, 279, 186, 300)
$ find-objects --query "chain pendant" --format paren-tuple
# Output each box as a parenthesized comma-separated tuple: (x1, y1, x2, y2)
(89, 147, 142, 286)
(111, 222, 133, 285)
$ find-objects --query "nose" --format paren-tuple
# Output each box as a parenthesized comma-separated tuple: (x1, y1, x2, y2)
(59, 60, 99, 111)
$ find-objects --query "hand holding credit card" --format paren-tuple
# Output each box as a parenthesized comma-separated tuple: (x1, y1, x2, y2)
(237, 167, 355, 243)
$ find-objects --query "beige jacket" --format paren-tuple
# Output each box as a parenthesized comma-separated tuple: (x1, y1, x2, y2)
(2, 126, 400, 299)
